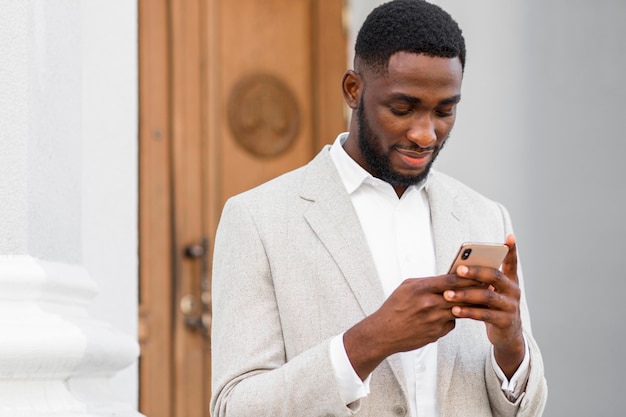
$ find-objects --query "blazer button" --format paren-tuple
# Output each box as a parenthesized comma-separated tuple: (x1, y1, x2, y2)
(393, 405, 407, 416)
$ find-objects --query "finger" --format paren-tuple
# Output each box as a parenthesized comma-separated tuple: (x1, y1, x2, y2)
(444, 287, 512, 311)
(449, 304, 516, 328)
(455, 264, 521, 297)
(501, 234, 519, 284)
(455, 264, 500, 287)
(445, 273, 487, 291)
(409, 274, 485, 295)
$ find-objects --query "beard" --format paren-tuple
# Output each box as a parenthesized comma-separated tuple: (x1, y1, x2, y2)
(357, 95, 446, 188)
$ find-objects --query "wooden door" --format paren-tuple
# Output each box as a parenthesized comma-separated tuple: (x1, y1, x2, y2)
(138, 1, 347, 416)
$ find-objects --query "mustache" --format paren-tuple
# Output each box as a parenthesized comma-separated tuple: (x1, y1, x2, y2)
(392, 133, 451, 154)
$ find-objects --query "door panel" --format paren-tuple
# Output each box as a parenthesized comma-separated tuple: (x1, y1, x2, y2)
(139, 1, 347, 416)
(216, 0, 314, 203)
(138, 0, 174, 414)
(170, 1, 208, 417)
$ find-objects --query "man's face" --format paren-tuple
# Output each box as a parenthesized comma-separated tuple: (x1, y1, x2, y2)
(357, 93, 440, 188)
(350, 53, 463, 194)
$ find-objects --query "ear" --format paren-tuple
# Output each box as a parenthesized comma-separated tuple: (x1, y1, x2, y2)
(342, 70, 362, 110)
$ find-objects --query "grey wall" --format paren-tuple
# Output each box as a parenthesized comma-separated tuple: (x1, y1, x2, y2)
(350, 1, 626, 415)
(522, 2, 625, 416)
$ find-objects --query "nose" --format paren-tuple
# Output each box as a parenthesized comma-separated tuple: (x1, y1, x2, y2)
(407, 115, 437, 149)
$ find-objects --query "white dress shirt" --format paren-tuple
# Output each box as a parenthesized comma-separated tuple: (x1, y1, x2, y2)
(327, 133, 529, 416)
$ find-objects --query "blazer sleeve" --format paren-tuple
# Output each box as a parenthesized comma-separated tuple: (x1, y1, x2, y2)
(485, 203, 548, 417)
(209, 196, 359, 417)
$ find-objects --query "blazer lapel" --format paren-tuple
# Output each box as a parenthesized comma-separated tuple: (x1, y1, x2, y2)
(300, 148, 384, 317)
(426, 172, 468, 276)
(426, 172, 469, 412)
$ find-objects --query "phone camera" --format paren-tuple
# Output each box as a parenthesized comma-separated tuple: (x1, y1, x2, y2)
(462, 248, 472, 260)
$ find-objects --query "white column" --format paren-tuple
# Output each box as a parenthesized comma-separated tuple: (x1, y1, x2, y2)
(0, 1, 141, 416)
(0, 258, 140, 416)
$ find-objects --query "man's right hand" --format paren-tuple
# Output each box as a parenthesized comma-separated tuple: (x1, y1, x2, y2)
(343, 273, 483, 380)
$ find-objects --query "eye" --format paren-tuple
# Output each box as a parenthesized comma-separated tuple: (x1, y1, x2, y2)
(389, 106, 412, 116)
(435, 107, 455, 117)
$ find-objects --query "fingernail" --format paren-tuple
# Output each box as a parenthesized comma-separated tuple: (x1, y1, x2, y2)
(444, 290, 455, 300)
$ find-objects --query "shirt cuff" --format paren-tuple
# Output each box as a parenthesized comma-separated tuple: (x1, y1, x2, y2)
(490, 334, 531, 402)
(329, 333, 371, 405)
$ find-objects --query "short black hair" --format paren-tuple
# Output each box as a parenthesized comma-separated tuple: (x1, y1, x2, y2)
(355, 0, 465, 74)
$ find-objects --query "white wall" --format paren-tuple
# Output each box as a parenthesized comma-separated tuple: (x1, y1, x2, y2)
(27, 2, 84, 263)
(0, 1, 29, 255)
(80, 1, 139, 407)
(0, 0, 139, 413)
(0, 2, 83, 260)
(349, 1, 626, 415)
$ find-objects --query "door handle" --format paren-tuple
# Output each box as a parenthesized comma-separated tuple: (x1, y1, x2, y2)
(180, 237, 212, 336)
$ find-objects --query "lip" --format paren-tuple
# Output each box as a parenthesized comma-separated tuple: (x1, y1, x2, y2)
(394, 148, 433, 169)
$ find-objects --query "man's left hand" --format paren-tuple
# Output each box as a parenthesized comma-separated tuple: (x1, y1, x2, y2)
(443, 234, 525, 378)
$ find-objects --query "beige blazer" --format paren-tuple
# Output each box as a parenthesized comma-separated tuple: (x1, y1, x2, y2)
(211, 146, 547, 417)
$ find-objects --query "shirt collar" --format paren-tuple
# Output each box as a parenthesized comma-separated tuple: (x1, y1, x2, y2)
(329, 132, 429, 195)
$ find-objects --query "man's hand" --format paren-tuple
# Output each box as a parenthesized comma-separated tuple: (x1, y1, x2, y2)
(443, 234, 525, 378)
(343, 271, 483, 380)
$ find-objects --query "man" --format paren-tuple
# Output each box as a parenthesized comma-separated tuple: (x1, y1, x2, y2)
(210, 1, 547, 416)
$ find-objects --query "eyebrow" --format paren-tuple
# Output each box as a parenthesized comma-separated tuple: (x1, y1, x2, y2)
(389, 93, 462, 106)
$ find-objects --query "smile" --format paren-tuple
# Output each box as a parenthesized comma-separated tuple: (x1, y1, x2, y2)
(394, 148, 433, 169)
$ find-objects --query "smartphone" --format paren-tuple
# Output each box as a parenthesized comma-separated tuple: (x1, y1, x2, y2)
(448, 242, 508, 273)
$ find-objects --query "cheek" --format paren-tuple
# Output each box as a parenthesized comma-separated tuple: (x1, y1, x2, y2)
(375, 113, 411, 136)
(434, 118, 456, 140)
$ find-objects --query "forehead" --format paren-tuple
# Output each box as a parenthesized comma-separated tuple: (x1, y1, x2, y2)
(363, 52, 463, 98)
